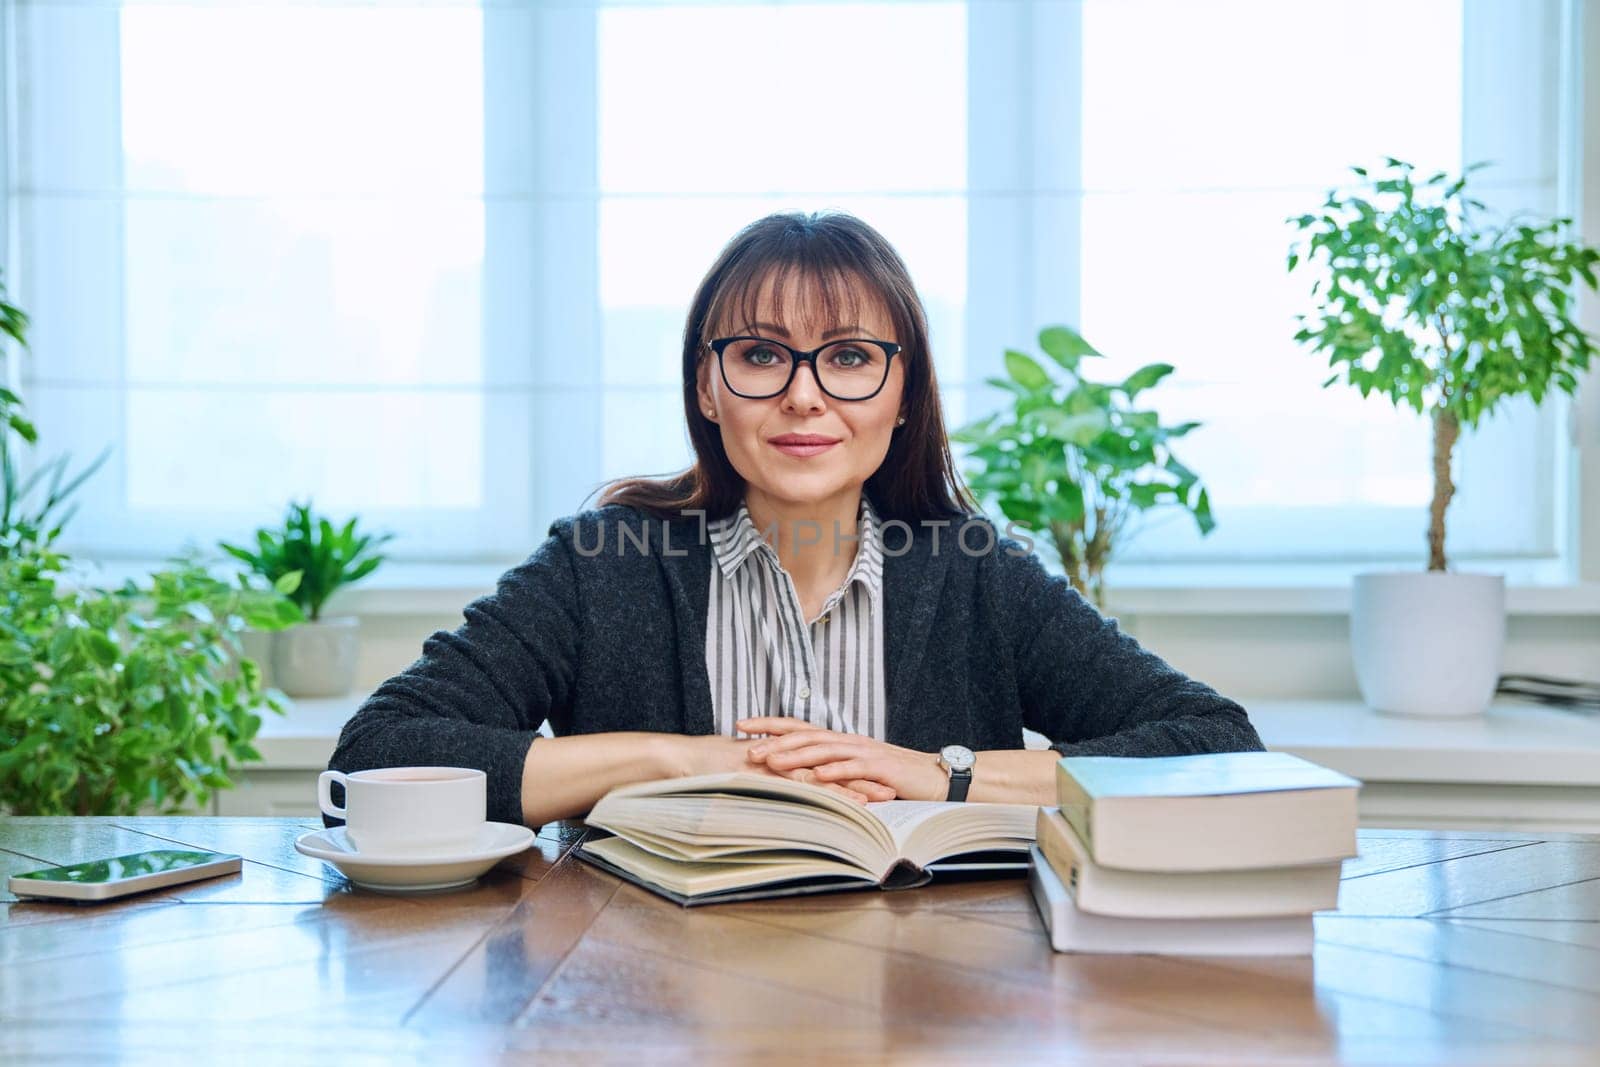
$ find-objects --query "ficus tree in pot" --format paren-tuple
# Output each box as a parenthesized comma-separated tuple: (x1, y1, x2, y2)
(1288, 158, 1600, 715)
(951, 325, 1216, 610)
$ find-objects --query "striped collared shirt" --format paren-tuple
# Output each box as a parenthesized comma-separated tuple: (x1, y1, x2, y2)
(705, 494, 887, 740)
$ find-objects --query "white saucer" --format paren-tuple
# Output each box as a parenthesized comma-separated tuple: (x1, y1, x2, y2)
(294, 822, 536, 892)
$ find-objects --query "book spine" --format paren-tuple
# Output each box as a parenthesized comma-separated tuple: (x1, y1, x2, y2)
(1054, 762, 1097, 859)
(879, 858, 934, 891)
(1034, 807, 1087, 902)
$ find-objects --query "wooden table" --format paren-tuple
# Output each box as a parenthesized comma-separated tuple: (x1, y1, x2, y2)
(3, 819, 1599, 1064)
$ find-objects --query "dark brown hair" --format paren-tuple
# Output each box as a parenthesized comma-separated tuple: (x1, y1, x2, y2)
(595, 211, 976, 523)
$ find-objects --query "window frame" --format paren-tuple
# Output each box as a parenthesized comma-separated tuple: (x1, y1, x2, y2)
(1, 0, 1592, 582)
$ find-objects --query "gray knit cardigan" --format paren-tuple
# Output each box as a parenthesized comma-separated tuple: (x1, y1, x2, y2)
(328, 503, 1264, 826)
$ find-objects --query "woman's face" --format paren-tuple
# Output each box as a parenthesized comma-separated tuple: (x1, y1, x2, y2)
(696, 272, 907, 512)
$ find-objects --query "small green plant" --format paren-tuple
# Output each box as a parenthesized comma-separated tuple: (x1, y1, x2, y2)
(952, 325, 1215, 609)
(0, 552, 303, 815)
(221, 501, 393, 621)
(1288, 158, 1600, 571)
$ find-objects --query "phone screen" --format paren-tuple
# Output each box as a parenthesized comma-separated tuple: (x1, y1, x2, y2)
(12, 850, 229, 885)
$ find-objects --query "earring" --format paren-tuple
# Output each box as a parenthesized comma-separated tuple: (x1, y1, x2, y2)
(705, 410, 716, 418)
(895, 416, 906, 426)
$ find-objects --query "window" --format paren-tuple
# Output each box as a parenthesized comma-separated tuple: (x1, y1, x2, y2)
(6, 0, 1581, 568)
(595, 2, 969, 478)
(1073, 0, 1565, 563)
(18, 3, 506, 558)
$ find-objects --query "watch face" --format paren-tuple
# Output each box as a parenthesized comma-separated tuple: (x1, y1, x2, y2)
(940, 744, 976, 772)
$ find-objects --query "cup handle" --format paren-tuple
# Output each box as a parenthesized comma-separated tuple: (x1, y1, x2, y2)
(318, 770, 349, 820)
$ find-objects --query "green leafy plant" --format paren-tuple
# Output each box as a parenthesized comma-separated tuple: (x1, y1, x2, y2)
(2, 446, 111, 559)
(951, 325, 1215, 610)
(0, 551, 305, 816)
(0, 278, 303, 815)
(221, 501, 394, 621)
(0, 269, 109, 557)
(1, 269, 34, 445)
(1288, 158, 1600, 571)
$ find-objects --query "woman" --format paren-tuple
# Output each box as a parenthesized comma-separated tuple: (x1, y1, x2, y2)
(329, 211, 1263, 829)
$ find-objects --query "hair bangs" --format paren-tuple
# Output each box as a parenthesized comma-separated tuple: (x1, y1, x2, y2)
(707, 251, 884, 346)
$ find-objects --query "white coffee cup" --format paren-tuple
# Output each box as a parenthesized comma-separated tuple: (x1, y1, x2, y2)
(317, 766, 487, 856)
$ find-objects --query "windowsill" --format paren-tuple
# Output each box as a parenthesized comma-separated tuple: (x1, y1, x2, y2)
(252, 694, 1600, 789)
(1100, 557, 1600, 616)
(1248, 700, 1600, 787)
(63, 556, 1600, 618)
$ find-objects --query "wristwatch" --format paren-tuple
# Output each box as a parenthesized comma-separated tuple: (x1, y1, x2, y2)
(937, 744, 976, 802)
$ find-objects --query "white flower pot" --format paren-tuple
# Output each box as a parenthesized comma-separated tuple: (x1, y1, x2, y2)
(239, 629, 275, 687)
(216, 628, 274, 686)
(272, 616, 361, 698)
(1350, 571, 1505, 718)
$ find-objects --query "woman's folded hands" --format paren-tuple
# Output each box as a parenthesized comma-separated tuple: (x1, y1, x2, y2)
(735, 716, 949, 803)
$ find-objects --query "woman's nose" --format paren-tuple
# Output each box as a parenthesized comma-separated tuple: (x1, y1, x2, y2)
(780, 360, 828, 413)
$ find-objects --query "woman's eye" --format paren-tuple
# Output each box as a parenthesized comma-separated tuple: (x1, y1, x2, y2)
(829, 347, 868, 367)
(746, 347, 782, 365)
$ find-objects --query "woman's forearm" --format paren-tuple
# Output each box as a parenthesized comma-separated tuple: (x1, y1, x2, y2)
(520, 731, 685, 827)
(969, 749, 1060, 806)
(520, 735, 1060, 825)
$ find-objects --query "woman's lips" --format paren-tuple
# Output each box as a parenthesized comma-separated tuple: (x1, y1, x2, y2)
(768, 438, 840, 458)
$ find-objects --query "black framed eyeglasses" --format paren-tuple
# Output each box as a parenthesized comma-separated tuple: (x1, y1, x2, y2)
(706, 336, 901, 401)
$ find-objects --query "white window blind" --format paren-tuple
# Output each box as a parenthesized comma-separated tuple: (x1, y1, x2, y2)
(5, 0, 1580, 567)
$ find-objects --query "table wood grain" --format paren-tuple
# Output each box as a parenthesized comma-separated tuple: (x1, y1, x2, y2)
(3, 819, 1598, 1064)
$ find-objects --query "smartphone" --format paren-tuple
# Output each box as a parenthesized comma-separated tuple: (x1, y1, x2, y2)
(7, 849, 243, 902)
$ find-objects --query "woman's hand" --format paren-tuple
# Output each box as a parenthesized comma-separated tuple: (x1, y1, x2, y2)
(736, 717, 949, 802)
(663, 734, 891, 805)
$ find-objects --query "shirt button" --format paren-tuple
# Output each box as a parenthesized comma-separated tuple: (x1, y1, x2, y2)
(798, 686, 811, 700)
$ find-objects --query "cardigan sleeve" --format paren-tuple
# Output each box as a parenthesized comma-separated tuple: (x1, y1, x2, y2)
(326, 518, 583, 827)
(991, 538, 1264, 758)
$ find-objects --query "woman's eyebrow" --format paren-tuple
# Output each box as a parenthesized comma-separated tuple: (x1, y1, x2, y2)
(745, 321, 881, 341)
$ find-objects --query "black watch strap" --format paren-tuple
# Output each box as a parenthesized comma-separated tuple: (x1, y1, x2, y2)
(945, 767, 972, 803)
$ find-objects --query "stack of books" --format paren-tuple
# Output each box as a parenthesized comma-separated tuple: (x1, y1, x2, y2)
(1030, 751, 1360, 955)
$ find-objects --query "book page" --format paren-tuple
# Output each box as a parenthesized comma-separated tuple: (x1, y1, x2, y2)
(588, 773, 899, 876)
(582, 836, 875, 898)
(865, 801, 965, 842)
(604, 772, 891, 842)
(865, 801, 1038, 868)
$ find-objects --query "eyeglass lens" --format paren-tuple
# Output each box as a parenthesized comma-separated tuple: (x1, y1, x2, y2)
(721, 339, 889, 399)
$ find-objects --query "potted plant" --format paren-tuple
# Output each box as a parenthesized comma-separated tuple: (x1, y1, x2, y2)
(221, 501, 393, 698)
(951, 325, 1216, 610)
(0, 276, 303, 815)
(0, 552, 305, 815)
(1288, 158, 1600, 717)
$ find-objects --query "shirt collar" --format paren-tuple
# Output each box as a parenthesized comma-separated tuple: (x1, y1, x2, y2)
(709, 494, 884, 608)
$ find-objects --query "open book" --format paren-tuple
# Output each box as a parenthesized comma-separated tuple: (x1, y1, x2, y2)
(579, 772, 1039, 905)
